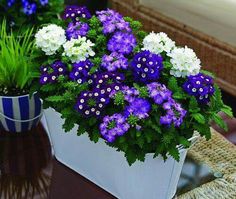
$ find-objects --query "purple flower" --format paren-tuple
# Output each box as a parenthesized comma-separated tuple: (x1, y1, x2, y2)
(160, 98, 187, 127)
(101, 52, 128, 72)
(40, 74, 50, 85)
(183, 73, 215, 104)
(7, 0, 15, 7)
(147, 82, 172, 105)
(64, 6, 91, 21)
(120, 86, 139, 103)
(124, 98, 151, 119)
(39, 0, 48, 6)
(96, 9, 131, 34)
(66, 22, 89, 40)
(40, 65, 49, 74)
(51, 60, 67, 75)
(108, 32, 136, 55)
(39, 73, 58, 85)
(22, 1, 37, 15)
(92, 71, 125, 98)
(131, 50, 163, 84)
(75, 90, 110, 118)
(100, 113, 130, 142)
(69, 60, 94, 84)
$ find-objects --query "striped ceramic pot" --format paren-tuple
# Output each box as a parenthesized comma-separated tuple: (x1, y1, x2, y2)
(0, 92, 42, 133)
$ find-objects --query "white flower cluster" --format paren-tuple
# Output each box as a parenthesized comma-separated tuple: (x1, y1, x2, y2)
(35, 24, 66, 55)
(167, 46, 201, 78)
(142, 32, 175, 54)
(63, 37, 95, 63)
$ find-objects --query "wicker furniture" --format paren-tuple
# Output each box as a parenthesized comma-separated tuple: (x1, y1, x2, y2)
(179, 128, 236, 199)
(110, 0, 236, 97)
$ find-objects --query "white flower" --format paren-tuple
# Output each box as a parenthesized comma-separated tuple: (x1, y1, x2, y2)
(63, 37, 95, 63)
(167, 46, 201, 78)
(142, 32, 175, 54)
(35, 24, 66, 55)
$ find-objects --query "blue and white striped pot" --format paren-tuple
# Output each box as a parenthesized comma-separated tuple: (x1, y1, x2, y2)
(0, 92, 43, 133)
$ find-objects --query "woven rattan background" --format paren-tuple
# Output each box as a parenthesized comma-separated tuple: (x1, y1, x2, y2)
(110, 0, 236, 97)
(178, 129, 236, 199)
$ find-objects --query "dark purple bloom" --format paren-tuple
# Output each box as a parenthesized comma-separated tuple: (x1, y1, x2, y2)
(183, 73, 215, 104)
(100, 113, 130, 142)
(69, 60, 93, 84)
(22, 1, 37, 15)
(147, 82, 172, 105)
(40, 65, 49, 74)
(131, 50, 163, 84)
(160, 98, 187, 127)
(101, 52, 128, 72)
(39, 0, 48, 6)
(75, 90, 110, 118)
(124, 98, 151, 119)
(108, 32, 136, 55)
(51, 60, 67, 75)
(96, 9, 131, 34)
(92, 72, 125, 98)
(7, 0, 15, 7)
(64, 6, 91, 21)
(40, 74, 50, 85)
(39, 73, 58, 85)
(66, 22, 89, 40)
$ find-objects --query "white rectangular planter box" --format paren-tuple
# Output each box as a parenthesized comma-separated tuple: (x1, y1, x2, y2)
(43, 108, 195, 199)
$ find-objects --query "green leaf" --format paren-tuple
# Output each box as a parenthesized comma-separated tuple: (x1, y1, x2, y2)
(168, 77, 179, 92)
(178, 136, 191, 148)
(189, 97, 200, 113)
(77, 125, 86, 136)
(168, 146, 180, 161)
(91, 130, 100, 143)
(125, 149, 137, 166)
(137, 137, 145, 148)
(192, 113, 206, 124)
(63, 118, 75, 132)
(211, 113, 228, 131)
(154, 143, 165, 158)
(46, 95, 65, 102)
(221, 105, 233, 118)
(193, 123, 211, 140)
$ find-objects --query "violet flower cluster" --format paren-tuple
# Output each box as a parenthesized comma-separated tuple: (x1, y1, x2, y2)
(69, 60, 94, 84)
(96, 9, 131, 34)
(101, 52, 128, 72)
(147, 82, 187, 127)
(131, 50, 163, 84)
(64, 6, 91, 21)
(64, 6, 91, 40)
(183, 73, 215, 104)
(66, 22, 89, 40)
(40, 60, 67, 85)
(108, 32, 136, 55)
(7, 0, 48, 15)
(100, 114, 130, 142)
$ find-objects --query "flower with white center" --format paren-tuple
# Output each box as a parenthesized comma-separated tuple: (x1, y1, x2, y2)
(35, 24, 66, 55)
(142, 32, 175, 54)
(63, 37, 95, 63)
(167, 46, 201, 78)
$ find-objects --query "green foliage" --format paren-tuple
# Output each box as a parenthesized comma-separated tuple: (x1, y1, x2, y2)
(0, 20, 38, 94)
(0, 0, 64, 31)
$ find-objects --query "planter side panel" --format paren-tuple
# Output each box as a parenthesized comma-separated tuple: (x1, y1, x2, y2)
(44, 108, 187, 199)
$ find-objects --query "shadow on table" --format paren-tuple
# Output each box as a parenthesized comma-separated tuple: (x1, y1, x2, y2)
(0, 123, 52, 199)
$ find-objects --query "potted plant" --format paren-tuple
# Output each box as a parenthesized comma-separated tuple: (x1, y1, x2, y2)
(0, 20, 42, 133)
(36, 6, 233, 199)
(0, 0, 64, 30)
